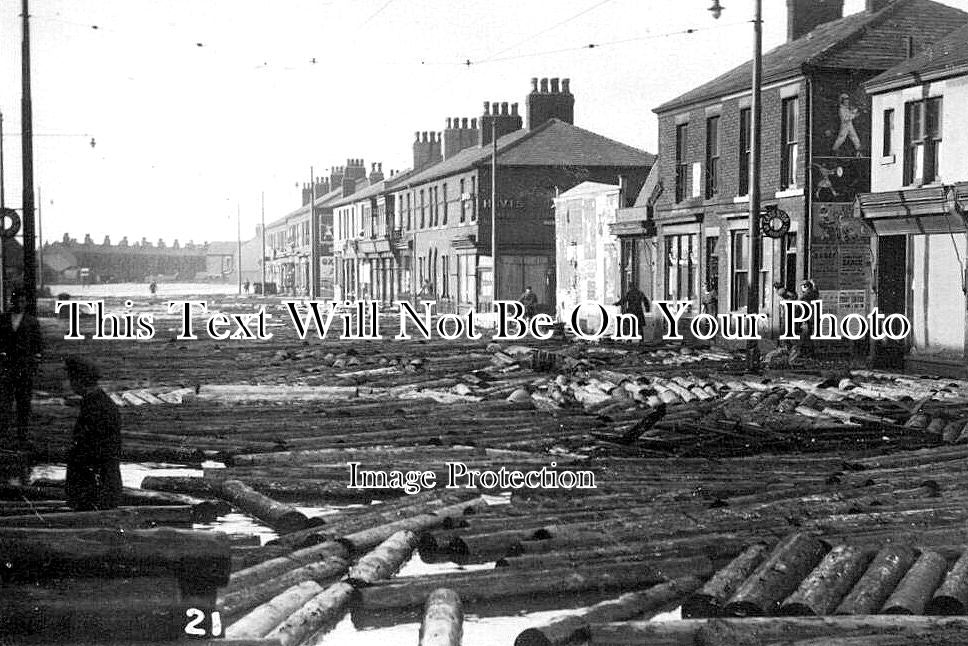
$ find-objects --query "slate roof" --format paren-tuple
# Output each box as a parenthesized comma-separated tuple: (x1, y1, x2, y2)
(654, 0, 968, 114)
(330, 167, 419, 208)
(866, 21, 968, 91)
(397, 118, 654, 188)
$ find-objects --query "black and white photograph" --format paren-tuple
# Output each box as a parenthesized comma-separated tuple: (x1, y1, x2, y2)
(3, 0, 968, 644)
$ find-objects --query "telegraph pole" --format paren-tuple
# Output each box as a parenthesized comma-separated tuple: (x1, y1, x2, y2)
(237, 203, 242, 294)
(309, 167, 318, 298)
(261, 191, 266, 296)
(21, 0, 36, 314)
(747, 0, 763, 371)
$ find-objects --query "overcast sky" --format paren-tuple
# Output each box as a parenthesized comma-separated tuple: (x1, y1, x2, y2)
(1, 0, 966, 245)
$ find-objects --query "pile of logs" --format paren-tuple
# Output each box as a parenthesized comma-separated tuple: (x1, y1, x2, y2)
(0, 527, 232, 643)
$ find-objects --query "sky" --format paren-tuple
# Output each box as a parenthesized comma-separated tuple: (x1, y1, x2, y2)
(1, 0, 967, 246)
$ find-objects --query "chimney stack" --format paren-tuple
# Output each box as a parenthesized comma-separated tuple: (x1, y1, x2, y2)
(369, 162, 385, 184)
(786, 0, 844, 42)
(443, 115, 481, 160)
(480, 98, 524, 147)
(413, 129, 442, 170)
(527, 76, 575, 129)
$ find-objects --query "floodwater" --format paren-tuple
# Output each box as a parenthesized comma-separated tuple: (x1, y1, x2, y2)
(48, 283, 241, 299)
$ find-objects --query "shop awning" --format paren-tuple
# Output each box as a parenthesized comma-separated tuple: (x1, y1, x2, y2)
(856, 185, 967, 235)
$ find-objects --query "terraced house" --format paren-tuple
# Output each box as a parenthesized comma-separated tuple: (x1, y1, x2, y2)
(649, 0, 968, 336)
(334, 78, 654, 313)
(857, 22, 968, 374)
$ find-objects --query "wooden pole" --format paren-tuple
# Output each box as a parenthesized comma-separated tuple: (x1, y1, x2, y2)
(21, 0, 36, 312)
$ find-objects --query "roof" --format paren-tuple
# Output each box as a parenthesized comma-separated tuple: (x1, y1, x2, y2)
(205, 241, 237, 254)
(555, 181, 619, 200)
(631, 162, 662, 208)
(866, 22, 968, 92)
(397, 118, 654, 188)
(654, 0, 968, 113)
(330, 167, 419, 208)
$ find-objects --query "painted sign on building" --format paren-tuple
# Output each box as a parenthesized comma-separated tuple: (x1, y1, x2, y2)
(810, 202, 872, 316)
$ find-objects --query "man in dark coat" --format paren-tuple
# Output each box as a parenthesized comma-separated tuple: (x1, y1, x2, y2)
(64, 356, 122, 511)
(519, 286, 539, 319)
(775, 279, 821, 359)
(615, 285, 651, 341)
(0, 289, 44, 445)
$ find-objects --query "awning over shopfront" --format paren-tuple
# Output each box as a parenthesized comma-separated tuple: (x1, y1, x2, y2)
(856, 184, 968, 235)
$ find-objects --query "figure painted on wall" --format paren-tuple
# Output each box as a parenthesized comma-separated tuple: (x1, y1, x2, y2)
(813, 163, 842, 200)
(832, 93, 862, 156)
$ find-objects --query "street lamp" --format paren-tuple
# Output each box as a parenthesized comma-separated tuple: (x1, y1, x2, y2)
(711, 0, 762, 371)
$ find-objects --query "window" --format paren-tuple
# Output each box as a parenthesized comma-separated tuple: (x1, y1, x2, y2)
(442, 184, 448, 226)
(704, 236, 719, 296)
(419, 190, 426, 228)
(621, 239, 639, 295)
(441, 255, 450, 297)
(882, 108, 895, 157)
(664, 233, 698, 301)
(731, 230, 748, 311)
(459, 179, 466, 222)
(406, 193, 412, 230)
(739, 108, 751, 196)
(904, 97, 942, 185)
(675, 123, 689, 202)
(470, 177, 477, 220)
(705, 116, 720, 199)
(780, 97, 798, 189)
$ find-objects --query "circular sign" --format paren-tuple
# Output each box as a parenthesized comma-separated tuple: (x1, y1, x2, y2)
(759, 206, 790, 239)
(0, 208, 21, 239)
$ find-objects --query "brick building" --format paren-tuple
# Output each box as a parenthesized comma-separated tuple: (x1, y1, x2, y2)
(43, 235, 207, 283)
(264, 171, 340, 296)
(857, 22, 968, 374)
(335, 78, 653, 313)
(650, 0, 967, 337)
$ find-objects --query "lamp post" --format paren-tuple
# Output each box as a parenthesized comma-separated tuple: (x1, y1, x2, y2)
(710, 0, 762, 371)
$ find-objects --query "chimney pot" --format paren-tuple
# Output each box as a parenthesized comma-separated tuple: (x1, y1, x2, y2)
(531, 77, 538, 92)
(415, 131, 420, 141)
(422, 131, 428, 142)
(471, 118, 477, 128)
(540, 78, 549, 93)
(501, 102, 509, 115)
(378, 162, 382, 171)
(562, 78, 571, 93)
(511, 103, 519, 116)
(550, 78, 560, 93)
(483, 101, 490, 115)
(446, 117, 452, 128)
(461, 117, 468, 128)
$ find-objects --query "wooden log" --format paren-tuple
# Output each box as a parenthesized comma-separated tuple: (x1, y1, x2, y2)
(419, 588, 463, 646)
(218, 480, 310, 532)
(779, 544, 872, 616)
(514, 576, 702, 646)
(723, 533, 828, 617)
(882, 550, 949, 614)
(0, 505, 193, 529)
(587, 616, 968, 646)
(119, 487, 230, 522)
(225, 580, 323, 639)
(0, 576, 214, 642)
(927, 549, 968, 615)
(449, 527, 554, 563)
(681, 542, 772, 618)
(264, 581, 355, 646)
(360, 558, 712, 611)
(834, 544, 915, 614)
(339, 497, 487, 554)
(0, 526, 232, 586)
(219, 555, 349, 620)
(346, 530, 418, 586)
(224, 541, 349, 594)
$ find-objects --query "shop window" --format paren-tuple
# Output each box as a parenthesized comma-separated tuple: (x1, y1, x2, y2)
(664, 233, 697, 301)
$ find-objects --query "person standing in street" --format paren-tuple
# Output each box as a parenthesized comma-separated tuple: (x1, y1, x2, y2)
(615, 284, 651, 341)
(775, 279, 821, 360)
(64, 356, 122, 511)
(520, 286, 539, 319)
(0, 289, 44, 447)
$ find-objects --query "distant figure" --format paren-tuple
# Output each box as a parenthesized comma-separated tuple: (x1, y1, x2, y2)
(615, 285, 651, 341)
(418, 279, 434, 300)
(64, 356, 122, 511)
(775, 279, 821, 359)
(0, 289, 44, 446)
(519, 286, 539, 319)
(701, 282, 719, 317)
(149, 281, 158, 297)
(243, 280, 250, 295)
